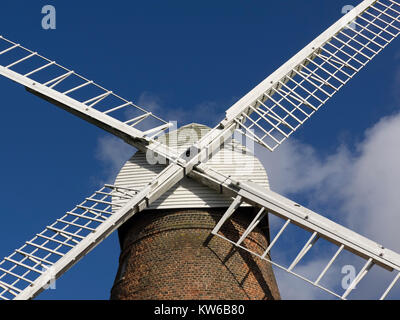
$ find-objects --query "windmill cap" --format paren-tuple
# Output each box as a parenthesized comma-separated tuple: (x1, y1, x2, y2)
(114, 123, 270, 210)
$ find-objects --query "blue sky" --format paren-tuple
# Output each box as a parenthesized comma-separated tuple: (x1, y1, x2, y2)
(0, 0, 399, 299)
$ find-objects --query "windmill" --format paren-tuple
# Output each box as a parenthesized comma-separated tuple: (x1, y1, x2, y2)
(0, 0, 399, 300)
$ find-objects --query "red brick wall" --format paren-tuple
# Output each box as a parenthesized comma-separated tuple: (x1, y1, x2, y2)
(110, 207, 280, 300)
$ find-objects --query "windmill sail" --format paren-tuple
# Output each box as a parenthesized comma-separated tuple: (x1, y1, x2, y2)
(0, 163, 185, 300)
(0, 35, 178, 162)
(190, 164, 400, 299)
(216, 0, 400, 151)
(0, 185, 139, 300)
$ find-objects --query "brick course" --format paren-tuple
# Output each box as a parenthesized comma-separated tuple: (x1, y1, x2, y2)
(110, 207, 280, 300)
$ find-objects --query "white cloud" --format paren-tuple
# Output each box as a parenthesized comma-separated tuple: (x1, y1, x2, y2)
(341, 113, 400, 247)
(137, 91, 164, 116)
(257, 138, 352, 198)
(138, 91, 224, 126)
(95, 135, 135, 184)
(258, 110, 400, 299)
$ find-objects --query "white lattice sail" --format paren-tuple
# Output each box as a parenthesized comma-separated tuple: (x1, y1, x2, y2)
(221, 0, 400, 151)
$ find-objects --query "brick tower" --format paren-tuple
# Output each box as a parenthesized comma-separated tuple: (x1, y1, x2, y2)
(110, 124, 281, 300)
